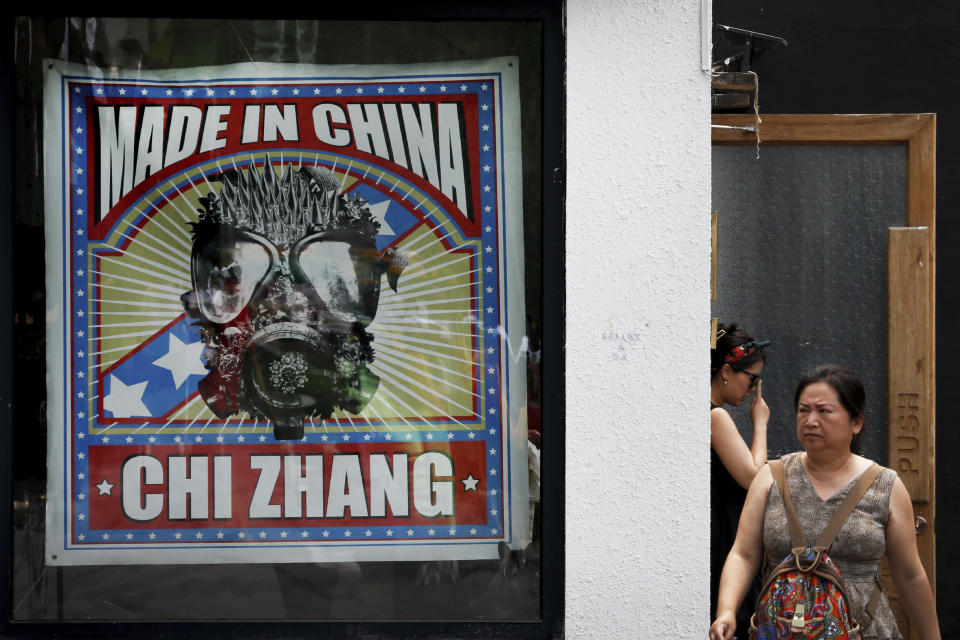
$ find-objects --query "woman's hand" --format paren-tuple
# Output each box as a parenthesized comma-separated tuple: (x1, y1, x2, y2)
(749, 379, 770, 428)
(709, 612, 736, 640)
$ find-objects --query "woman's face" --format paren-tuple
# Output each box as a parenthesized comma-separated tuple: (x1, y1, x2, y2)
(795, 381, 863, 454)
(724, 361, 763, 406)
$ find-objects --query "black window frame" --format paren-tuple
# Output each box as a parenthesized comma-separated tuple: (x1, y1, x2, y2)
(0, 2, 565, 638)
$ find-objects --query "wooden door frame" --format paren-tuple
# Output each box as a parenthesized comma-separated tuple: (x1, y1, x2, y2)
(712, 113, 937, 633)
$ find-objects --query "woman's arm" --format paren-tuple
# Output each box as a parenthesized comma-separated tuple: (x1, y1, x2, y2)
(709, 463, 772, 640)
(885, 475, 940, 639)
(711, 381, 769, 489)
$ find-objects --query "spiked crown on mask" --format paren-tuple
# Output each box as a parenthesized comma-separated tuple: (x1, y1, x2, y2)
(193, 162, 381, 246)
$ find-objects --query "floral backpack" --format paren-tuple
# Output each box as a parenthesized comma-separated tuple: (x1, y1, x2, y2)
(749, 460, 884, 640)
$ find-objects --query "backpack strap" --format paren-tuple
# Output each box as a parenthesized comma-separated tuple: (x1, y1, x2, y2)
(815, 463, 882, 549)
(769, 459, 805, 550)
(855, 575, 885, 630)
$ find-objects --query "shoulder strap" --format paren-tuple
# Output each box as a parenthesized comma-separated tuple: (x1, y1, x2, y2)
(769, 459, 805, 549)
(815, 463, 883, 549)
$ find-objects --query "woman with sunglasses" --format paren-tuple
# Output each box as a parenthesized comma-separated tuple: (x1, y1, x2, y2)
(710, 323, 770, 639)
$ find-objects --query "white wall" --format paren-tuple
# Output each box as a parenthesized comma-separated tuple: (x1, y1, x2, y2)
(566, 0, 711, 637)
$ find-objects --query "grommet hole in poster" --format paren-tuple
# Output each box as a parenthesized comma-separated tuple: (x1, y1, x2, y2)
(9, 15, 546, 623)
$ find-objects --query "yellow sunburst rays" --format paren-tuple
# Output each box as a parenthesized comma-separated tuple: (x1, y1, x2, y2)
(360, 210, 484, 434)
(91, 164, 212, 434)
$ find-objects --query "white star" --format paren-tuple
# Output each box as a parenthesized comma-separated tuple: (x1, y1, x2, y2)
(386, 529, 393, 536)
(75, 147, 83, 154)
(468, 432, 476, 439)
(152, 334, 206, 388)
(482, 124, 490, 131)
(483, 145, 490, 152)
(184, 89, 194, 96)
(470, 528, 477, 534)
(271, 88, 278, 95)
(407, 529, 414, 536)
(124, 435, 132, 443)
(398, 86, 406, 93)
(195, 435, 202, 443)
(491, 528, 499, 535)
(126, 532, 134, 539)
(488, 367, 495, 374)
(206, 89, 215, 96)
(313, 88, 321, 95)
(78, 493, 86, 500)
(320, 434, 328, 442)
(427, 529, 435, 536)
(491, 508, 498, 516)
(426, 433, 433, 440)
(259, 435, 266, 442)
(490, 468, 497, 476)
(96, 87, 103, 95)
(484, 185, 491, 192)
(335, 87, 342, 95)
(280, 530, 288, 538)
(406, 433, 413, 440)
(259, 531, 266, 538)
(364, 530, 372, 537)
(165, 89, 173, 96)
(344, 530, 352, 537)
(384, 434, 392, 441)
(377, 86, 384, 94)
(77, 473, 85, 480)
(217, 531, 224, 539)
(104, 375, 151, 418)
(462, 474, 480, 491)
(366, 200, 395, 235)
(342, 434, 350, 441)
(229, 89, 236, 96)
(482, 104, 489, 111)
(489, 448, 497, 455)
(460, 84, 467, 90)
(77, 512, 85, 520)
(174, 532, 182, 539)
(355, 87, 363, 94)
(481, 83, 488, 90)
(447, 433, 454, 439)
(250, 88, 258, 95)
(419, 85, 426, 93)
(102, 533, 109, 540)
(491, 489, 498, 496)
(238, 435, 245, 442)
(486, 266, 493, 273)
(149, 532, 156, 539)
(449, 528, 456, 535)
(174, 435, 182, 443)
(440, 85, 447, 92)
(485, 206, 492, 213)
(292, 88, 300, 95)
(148, 435, 156, 443)
(141, 89, 148, 96)
(238, 531, 246, 539)
(363, 434, 371, 441)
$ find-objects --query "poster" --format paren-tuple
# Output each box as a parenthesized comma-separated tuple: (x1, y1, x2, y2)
(43, 59, 529, 564)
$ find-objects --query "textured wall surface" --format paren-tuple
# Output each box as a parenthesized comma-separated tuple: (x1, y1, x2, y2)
(566, 1, 711, 637)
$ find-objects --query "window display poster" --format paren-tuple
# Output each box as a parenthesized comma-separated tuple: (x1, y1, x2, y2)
(43, 59, 528, 565)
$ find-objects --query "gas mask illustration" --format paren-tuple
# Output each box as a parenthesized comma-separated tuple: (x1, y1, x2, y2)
(181, 164, 406, 440)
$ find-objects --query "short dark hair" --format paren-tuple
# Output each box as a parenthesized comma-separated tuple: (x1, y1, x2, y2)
(710, 322, 766, 380)
(793, 365, 866, 453)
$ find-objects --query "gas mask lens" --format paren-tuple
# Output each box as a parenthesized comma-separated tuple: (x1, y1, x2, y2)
(293, 233, 382, 326)
(192, 229, 274, 323)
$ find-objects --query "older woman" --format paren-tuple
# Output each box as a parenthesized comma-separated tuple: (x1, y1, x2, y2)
(710, 365, 940, 640)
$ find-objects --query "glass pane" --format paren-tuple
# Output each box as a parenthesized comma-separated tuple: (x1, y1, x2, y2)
(11, 16, 543, 622)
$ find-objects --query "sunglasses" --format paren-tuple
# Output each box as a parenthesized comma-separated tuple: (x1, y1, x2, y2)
(737, 369, 761, 390)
